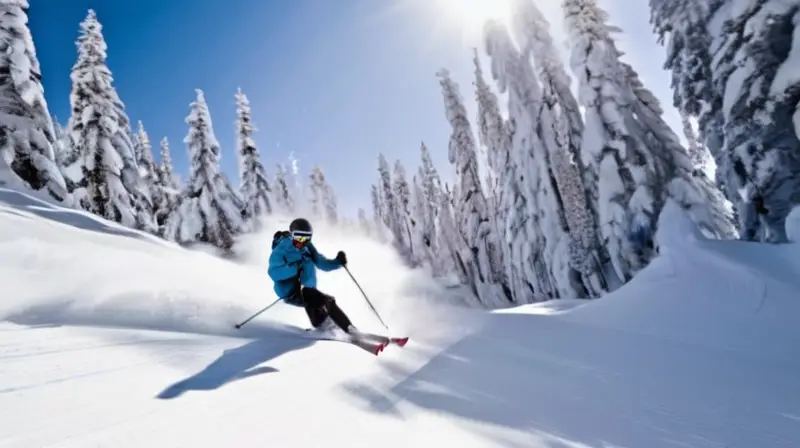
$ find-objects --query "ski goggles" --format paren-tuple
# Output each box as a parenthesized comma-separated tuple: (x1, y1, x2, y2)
(291, 231, 312, 245)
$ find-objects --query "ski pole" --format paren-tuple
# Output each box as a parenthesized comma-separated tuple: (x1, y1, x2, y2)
(234, 297, 281, 329)
(343, 265, 389, 330)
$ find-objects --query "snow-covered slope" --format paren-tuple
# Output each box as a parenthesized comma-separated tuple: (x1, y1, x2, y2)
(1, 188, 799, 447)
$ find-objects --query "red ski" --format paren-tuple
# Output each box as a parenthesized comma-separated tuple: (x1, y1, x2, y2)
(298, 327, 386, 355)
(297, 326, 407, 355)
(350, 330, 409, 348)
(349, 338, 386, 355)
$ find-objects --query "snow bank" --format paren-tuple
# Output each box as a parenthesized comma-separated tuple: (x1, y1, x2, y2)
(561, 201, 800, 364)
(785, 205, 800, 242)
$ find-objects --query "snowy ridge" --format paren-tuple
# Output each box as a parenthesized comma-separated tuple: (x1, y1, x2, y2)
(2, 186, 800, 447)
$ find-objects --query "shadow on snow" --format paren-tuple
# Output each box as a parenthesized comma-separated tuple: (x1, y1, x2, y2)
(156, 336, 315, 399)
(342, 312, 800, 448)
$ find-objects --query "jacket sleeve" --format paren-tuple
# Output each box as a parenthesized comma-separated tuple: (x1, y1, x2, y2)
(268, 239, 304, 281)
(308, 243, 341, 272)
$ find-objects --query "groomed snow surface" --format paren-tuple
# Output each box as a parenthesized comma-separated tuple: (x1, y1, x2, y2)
(1, 187, 799, 448)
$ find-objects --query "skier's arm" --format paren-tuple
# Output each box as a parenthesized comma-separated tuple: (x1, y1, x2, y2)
(268, 241, 303, 281)
(308, 244, 341, 272)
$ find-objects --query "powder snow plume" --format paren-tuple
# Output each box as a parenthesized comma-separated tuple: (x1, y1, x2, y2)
(0, 187, 467, 341)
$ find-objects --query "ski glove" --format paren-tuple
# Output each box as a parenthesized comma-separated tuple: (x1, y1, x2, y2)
(336, 251, 347, 266)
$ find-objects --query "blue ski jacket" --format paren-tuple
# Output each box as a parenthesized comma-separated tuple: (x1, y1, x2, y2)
(267, 234, 343, 300)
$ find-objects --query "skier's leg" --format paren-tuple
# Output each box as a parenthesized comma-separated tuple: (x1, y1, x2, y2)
(302, 287, 353, 332)
(300, 288, 329, 328)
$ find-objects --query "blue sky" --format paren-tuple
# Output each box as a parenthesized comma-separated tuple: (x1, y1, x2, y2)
(31, 0, 676, 218)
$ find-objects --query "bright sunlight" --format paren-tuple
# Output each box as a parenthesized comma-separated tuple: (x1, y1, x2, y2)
(431, 0, 515, 32)
(388, 0, 515, 47)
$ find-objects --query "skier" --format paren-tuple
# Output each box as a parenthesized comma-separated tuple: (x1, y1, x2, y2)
(268, 217, 357, 335)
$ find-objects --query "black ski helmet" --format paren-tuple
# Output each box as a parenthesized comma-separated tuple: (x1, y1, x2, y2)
(289, 218, 312, 234)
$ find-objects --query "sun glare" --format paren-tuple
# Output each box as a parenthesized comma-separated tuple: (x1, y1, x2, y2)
(438, 0, 514, 28)
(435, 0, 514, 42)
(395, 0, 515, 47)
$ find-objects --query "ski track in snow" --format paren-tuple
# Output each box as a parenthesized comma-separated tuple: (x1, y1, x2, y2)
(1, 189, 800, 447)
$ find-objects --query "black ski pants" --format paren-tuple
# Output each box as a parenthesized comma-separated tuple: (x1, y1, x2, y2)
(288, 286, 353, 331)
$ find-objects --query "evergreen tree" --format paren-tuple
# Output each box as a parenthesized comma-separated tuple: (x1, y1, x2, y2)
(622, 61, 737, 240)
(437, 67, 509, 306)
(378, 152, 405, 253)
(510, 1, 607, 297)
(435, 183, 473, 299)
(707, 0, 800, 241)
(235, 88, 272, 227)
(414, 144, 444, 273)
(154, 136, 179, 234)
(357, 207, 370, 234)
(0, 0, 69, 202)
(51, 118, 73, 171)
(483, 20, 554, 301)
(164, 89, 245, 250)
(370, 183, 386, 241)
(410, 171, 435, 269)
(273, 163, 294, 213)
(322, 176, 338, 225)
(308, 165, 324, 218)
(133, 120, 159, 233)
(565, 0, 737, 286)
(649, 0, 726, 182)
(308, 166, 337, 224)
(66, 9, 152, 230)
(472, 49, 515, 293)
(393, 159, 414, 257)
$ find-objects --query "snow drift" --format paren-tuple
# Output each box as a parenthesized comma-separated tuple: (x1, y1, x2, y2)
(2, 188, 800, 447)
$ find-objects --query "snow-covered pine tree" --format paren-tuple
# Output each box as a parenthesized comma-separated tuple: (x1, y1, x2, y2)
(621, 61, 738, 240)
(273, 163, 294, 214)
(410, 171, 435, 269)
(0, 0, 69, 202)
(649, 0, 725, 183)
(437, 67, 510, 306)
(235, 88, 272, 228)
(483, 20, 557, 301)
(564, 0, 737, 286)
(377, 152, 406, 253)
(357, 207, 370, 234)
(317, 168, 339, 225)
(415, 179, 437, 272)
(706, 0, 800, 241)
(471, 49, 515, 295)
(51, 118, 71, 169)
(434, 181, 475, 302)
(308, 166, 324, 219)
(66, 9, 153, 230)
(163, 89, 245, 250)
(510, 0, 608, 297)
(154, 136, 179, 234)
(134, 121, 160, 232)
(322, 180, 338, 225)
(392, 159, 416, 259)
(286, 152, 301, 203)
(563, 0, 658, 283)
(369, 183, 387, 241)
(417, 143, 444, 267)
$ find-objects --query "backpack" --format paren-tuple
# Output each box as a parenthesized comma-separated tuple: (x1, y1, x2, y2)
(271, 230, 290, 249)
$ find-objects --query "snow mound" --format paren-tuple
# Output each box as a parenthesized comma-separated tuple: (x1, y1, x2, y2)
(785, 205, 800, 242)
(563, 200, 800, 364)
